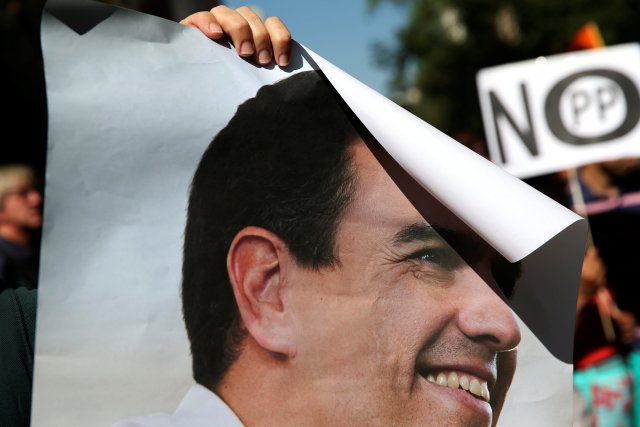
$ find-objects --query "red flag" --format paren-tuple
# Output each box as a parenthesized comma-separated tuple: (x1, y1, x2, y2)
(566, 21, 605, 51)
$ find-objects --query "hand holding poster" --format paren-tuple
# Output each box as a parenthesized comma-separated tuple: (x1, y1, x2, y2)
(34, 1, 586, 426)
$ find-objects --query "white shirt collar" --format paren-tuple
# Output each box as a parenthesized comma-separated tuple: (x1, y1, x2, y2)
(172, 384, 245, 427)
(113, 384, 245, 427)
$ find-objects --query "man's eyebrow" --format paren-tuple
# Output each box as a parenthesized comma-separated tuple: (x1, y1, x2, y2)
(391, 223, 483, 252)
(391, 223, 440, 246)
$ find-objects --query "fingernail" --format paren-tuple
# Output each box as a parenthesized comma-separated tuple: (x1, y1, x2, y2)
(278, 53, 289, 66)
(208, 23, 223, 35)
(240, 40, 254, 56)
(258, 49, 271, 64)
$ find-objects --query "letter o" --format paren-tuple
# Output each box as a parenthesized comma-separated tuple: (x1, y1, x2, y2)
(545, 69, 640, 145)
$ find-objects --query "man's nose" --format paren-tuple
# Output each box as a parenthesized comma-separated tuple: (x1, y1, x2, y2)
(456, 266, 521, 352)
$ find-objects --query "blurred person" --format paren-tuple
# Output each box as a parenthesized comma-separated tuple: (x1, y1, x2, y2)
(0, 165, 41, 425)
(0, 164, 42, 290)
(576, 158, 640, 317)
(0, 284, 37, 427)
(573, 246, 636, 427)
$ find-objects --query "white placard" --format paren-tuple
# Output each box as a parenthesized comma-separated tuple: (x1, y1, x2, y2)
(478, 44, 640, 178)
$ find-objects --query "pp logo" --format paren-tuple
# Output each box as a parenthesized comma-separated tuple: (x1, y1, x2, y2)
(545, 69, 640, 145)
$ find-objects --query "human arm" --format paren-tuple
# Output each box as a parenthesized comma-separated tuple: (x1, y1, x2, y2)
(576, 246, 607, 312)
(611, 308, 636, 344)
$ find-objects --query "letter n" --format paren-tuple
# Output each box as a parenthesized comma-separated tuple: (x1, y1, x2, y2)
(488, 84, 539, 164)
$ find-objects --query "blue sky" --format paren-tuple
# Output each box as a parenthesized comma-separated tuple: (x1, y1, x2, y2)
(225, 1, 408, 94)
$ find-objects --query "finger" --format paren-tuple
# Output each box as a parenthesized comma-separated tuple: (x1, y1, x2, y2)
(210, 5, 255, 58)
(265, 16, 291, 66)
(180, 11, 224, 39)
(235, 6, 273, 65)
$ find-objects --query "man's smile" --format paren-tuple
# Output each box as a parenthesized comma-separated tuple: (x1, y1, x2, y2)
(414, 362, 495, 425)
(424, 371, 491, 402)
(415, 350, 497, 413)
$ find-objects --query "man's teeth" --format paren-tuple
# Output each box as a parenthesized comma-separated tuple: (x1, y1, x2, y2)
(426, 372, 490, 402)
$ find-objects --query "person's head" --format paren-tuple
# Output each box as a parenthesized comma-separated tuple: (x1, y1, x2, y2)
(183, 70, 358, 385)
(182, 71, 521, 426)
(0, 164, 42, 241)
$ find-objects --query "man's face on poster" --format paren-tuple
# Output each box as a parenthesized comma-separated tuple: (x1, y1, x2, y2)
(280, 140, 521, 426)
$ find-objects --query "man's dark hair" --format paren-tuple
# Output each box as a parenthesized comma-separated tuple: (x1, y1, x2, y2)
(182, 71, 359, 389)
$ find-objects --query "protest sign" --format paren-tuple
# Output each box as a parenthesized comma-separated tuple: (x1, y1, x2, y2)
(478, 44, 640, 178)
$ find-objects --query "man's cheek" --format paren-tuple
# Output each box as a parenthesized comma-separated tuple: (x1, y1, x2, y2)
(292, 291, 381, 363)
(368, 297, 426, 387)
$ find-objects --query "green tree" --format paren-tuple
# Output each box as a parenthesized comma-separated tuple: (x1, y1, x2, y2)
(370, 0, 640, 139)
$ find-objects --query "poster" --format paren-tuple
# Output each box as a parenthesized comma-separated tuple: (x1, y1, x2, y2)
(34, 1, 586, 426)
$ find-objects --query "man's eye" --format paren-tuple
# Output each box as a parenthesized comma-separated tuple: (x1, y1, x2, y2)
(405, 247, 461, 271)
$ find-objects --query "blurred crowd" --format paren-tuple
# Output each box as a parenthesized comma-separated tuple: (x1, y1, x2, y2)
(570, 160, 640, 427)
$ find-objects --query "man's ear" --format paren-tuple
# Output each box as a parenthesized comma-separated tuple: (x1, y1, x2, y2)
(227, 226, 296, 357)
